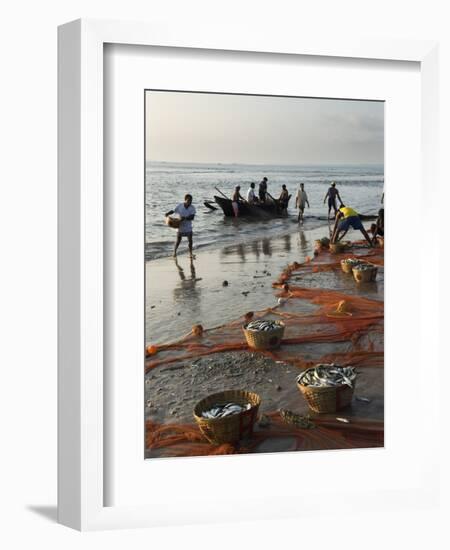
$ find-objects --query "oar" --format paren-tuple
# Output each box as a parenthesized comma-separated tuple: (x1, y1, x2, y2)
(214, 186, 229, 200)
(204, 200, 218, 211)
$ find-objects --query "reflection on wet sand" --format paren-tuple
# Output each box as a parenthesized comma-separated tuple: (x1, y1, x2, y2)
(221, 234, 301, 261)
(173, 258, 202, 315)
(262, 238, 272, 257)
(283, 234, 292, 252)
(251, 241, 260, 259)
(297, 230, 308, 251)
(146, 225, 381, 344)
(236, 244, 246, 262)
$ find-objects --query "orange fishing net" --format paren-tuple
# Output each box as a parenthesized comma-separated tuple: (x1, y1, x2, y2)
(146, 412, 383, 458)
(145, 241, 384, 457)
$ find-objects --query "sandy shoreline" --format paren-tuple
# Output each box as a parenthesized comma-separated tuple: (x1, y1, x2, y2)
(145, 223, 337, 345)
(145, 221, 383, 345)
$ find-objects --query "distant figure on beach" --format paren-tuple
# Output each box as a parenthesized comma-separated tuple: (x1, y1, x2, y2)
(331, 205, 373, 246)
(246, 182, 258, 204)
(232, 185, 245, 217)
(323, 182, 343, 219)
(278, 184, 289, 213)
(370, 207, 384, 245)
(258, 177, 268, 202)
(295, 182, 310, 224)
(165, 194, 196, 258)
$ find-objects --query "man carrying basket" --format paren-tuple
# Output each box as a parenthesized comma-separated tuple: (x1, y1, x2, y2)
(165, 194, 196, 258)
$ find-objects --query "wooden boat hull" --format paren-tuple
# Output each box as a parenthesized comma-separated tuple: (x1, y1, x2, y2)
(214, 195, 290, 218)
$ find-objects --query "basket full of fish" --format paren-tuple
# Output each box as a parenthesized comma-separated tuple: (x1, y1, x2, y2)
(340, 257, 364, 274)
(352, 262, 378, 283)
(243, 318, 285, 350)
(296, 364, 357, 413)
(193, 390, 261, 444)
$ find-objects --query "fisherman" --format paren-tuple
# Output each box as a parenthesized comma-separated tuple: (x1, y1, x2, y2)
(231, 185, 245, 217)
(331, 204, 373, 246)
(295, 182, 310, 224)
(246, 182, 258, 203)
(278, 184, 289, 213)
(165, 194, 196, 258)
(323, 181, 343, 219)
(258, 177, 268, 203)
(370, 207, 384, 245)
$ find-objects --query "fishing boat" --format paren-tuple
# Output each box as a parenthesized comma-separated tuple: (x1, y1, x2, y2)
(213, 195, 291, 218)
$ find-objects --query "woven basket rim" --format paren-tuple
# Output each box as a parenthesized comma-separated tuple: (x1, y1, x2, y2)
(243, 320, 285, 330)
(193, 390, 261, 421)
(297, 380, 353, 392)
(352, 263, 376, 270)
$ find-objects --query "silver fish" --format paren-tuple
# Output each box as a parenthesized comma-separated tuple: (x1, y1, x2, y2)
(297, 364, 357, 388)
(201, 401, 250, 419)
(355, 396, 371, 403)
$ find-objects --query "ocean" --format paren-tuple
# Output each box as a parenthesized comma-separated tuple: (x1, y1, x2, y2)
(145, 161, 384, 260)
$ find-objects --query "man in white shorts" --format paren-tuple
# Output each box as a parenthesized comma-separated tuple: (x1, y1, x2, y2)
(295, 182, 310, 223)
(165, 194, 196, 258)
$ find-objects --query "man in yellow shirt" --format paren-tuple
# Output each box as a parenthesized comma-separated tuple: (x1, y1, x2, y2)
(331, 204, 373, 246)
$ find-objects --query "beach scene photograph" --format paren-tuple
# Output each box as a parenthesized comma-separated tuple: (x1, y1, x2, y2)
(145, 91, 384, 459)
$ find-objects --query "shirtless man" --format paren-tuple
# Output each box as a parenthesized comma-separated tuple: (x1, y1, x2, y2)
(323, 182, 343, 219)
(258, 177, 268, 203)
(232, 185, 245, 217)
(278, 184, 289, 213)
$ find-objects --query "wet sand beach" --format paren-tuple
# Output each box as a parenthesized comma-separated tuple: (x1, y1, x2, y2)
(146, 224, 382, 345)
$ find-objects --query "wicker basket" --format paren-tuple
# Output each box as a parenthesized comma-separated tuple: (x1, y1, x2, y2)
(193, 390, 261, 444)
(352, 264, 378, 283)
(243, 321, 285, 350)
(165, 216, 181, 229)
(314, 238, 330, 249)
(340, 259, 362, 274)
(329, 242, 346, 254)
(297, 381, 355, 413)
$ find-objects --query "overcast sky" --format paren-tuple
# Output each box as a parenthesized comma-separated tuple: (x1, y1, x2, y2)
(145, 91, 384, 165)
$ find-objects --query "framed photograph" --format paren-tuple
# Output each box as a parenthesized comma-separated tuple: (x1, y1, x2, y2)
(58, 19, 440, 530)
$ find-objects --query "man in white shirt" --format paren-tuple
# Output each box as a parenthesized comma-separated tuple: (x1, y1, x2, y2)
(246, 182, 257, 203)
(295, 183, 310, 223)
(165, 194, 196, 258)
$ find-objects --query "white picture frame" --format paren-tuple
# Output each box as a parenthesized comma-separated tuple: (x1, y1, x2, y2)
(58, 18, 440, 531)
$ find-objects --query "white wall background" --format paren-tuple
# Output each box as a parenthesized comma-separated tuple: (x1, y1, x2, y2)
(0, 0, 448, 547)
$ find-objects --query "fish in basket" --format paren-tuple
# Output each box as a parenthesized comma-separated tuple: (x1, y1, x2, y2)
(194, 390, 261, 444)
(165, 215, 181, 229)
(352, 262, 378, 282)
(243, 319, 285, 350)
(340, 258, 364, 274)
(296, 364, 357, 413)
